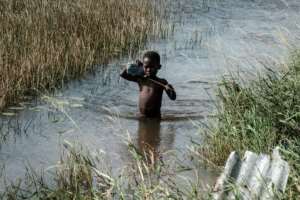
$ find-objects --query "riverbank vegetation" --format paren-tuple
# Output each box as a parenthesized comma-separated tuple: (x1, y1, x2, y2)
(200, 51, 300, 199)
(1, 54, 300, 199)
(0, 141, 211, 199)
(0, 0, 167, 110)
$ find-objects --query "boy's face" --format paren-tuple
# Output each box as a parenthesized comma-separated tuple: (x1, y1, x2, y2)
(143, 57, 160, 77)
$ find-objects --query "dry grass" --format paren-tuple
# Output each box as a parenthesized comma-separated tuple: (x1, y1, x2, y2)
(199, 51, 300, 199)
(0, 141, 211, 199)
(0, 0, 167, 110)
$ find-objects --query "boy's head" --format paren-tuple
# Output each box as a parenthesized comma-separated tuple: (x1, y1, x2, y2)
(142, 51, 161, 77)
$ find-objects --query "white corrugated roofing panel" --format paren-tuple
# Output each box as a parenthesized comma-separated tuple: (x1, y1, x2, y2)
(212, 147, 289, 200)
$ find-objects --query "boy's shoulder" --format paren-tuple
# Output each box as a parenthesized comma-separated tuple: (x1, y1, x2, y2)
(155, 77, 168, 84)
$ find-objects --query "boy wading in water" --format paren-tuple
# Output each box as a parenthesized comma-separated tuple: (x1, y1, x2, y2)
(120, 51, 176, 118)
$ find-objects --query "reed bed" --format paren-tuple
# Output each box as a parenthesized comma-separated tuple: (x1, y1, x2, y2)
(199, 51, 300, 199)
(0, 141, 211, 199)
(0, 0, 167, 110)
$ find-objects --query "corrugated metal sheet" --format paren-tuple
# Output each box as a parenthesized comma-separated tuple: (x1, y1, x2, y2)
(212, 147, 289, 200)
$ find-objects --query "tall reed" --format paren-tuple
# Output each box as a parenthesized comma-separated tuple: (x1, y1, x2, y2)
(0, 0, 167, 110)
(199, 51, 300, 199)
(0, 141, 211, 199)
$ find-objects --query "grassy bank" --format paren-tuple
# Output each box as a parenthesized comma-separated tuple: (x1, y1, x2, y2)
(200, 52, 300, 199)
(0, 0, 167, 110)
(2, 53, 299, 200)
(0, 141, 212, 199)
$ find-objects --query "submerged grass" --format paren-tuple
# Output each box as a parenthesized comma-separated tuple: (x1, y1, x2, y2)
(0, 0, 168, 110)
(200, 51, 300, 199)
(0, 140, 213, 200)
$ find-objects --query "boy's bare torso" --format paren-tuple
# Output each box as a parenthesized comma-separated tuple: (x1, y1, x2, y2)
(120, 55, 176, 118)
(138, 77, 167, 118)
(120, 68, 175, 118)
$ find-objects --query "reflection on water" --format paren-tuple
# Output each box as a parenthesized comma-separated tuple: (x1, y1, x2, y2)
(137, 118, 161, 164)
(137, 118, 175, 164)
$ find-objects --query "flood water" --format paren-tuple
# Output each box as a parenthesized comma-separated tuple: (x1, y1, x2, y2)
(1, 0, 300, 187)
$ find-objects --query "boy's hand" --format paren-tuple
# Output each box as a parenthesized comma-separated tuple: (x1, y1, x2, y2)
(136, 59, 143, 67)
(164, 83, 176, 100)
(164, 84, 173, 91)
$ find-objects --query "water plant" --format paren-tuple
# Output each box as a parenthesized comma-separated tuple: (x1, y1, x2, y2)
(199, 51, 300, 199)
(0, 139, 214, 199)
(0, 0, 168, 110)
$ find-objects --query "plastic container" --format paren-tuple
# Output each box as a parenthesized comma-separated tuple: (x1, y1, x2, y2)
(126, 63, 144, 76)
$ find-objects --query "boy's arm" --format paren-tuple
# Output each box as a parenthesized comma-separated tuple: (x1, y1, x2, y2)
(161, 79, 176, 100)
(165, 84, 176, 100)
(120, 68, 139, 82)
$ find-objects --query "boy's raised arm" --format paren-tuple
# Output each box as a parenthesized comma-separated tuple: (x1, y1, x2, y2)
(120, 68, 138, 82)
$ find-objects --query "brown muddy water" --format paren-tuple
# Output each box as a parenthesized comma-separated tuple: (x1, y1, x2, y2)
(1, 0, 300, 188)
